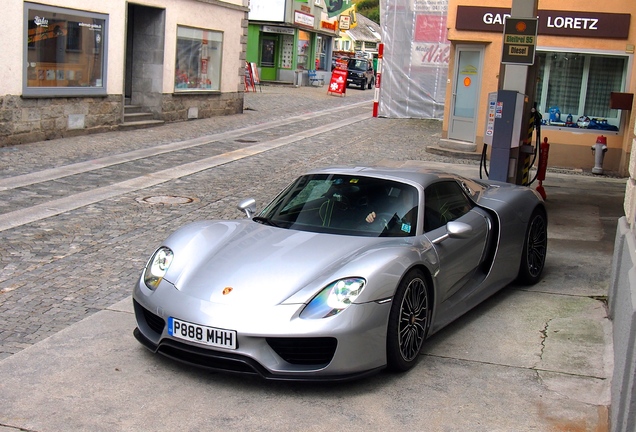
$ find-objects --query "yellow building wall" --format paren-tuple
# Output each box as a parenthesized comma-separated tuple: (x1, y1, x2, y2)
(444, 0, 636, 175)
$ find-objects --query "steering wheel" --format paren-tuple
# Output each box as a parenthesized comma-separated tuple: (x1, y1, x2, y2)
(331, 194, 351, 211)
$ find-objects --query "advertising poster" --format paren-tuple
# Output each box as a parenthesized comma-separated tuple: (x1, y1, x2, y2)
(411, 14, 450, 68)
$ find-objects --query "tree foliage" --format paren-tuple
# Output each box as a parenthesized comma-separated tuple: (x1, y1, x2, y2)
(354, 0, 380, 24)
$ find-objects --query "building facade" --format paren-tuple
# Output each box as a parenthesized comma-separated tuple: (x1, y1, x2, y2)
(444, 0, 635, 175)
(1, 0, 248, 146)
(246, 0, 339, 86)
(334, 13, 381, 62)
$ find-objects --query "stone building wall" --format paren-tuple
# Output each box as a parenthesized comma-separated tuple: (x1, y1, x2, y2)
(609, 111, 636, 431)
(0, 95, 122, 146)
(161, 92, 244, 122)
(0, 92, 244, 146)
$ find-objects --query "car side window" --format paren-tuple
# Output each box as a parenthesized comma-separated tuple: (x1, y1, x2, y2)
(424, 181, 474, 232)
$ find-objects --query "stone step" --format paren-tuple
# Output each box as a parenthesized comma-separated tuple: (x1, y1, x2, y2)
(119, 119, 165, 130)
(426, 144, 482, 161)
(121, 104, 163, 130)
(124, 104, 144, 114)
(438, 138, 477, 152)
(124, 111, 155, 123)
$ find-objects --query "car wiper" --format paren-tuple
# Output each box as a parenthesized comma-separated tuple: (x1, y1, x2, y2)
(253, 216, 280, 227)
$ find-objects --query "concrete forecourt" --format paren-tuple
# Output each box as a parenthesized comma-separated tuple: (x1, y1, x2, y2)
(0, 86, 621, 431)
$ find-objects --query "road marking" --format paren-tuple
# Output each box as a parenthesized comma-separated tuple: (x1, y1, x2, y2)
(0, 113, 370, 232)
(0, 101, 369, 191)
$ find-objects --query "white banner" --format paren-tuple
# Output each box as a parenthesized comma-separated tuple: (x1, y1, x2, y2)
(248, 0, 286, 22)
(378, 0, 449, 119)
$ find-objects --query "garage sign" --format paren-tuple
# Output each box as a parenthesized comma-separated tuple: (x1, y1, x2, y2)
(501, 18, 538, 65)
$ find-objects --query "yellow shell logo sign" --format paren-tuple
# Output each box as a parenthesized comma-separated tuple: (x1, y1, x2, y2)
(222, 287, 233, 295)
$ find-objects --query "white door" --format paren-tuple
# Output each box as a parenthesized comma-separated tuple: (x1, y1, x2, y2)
(448, 46, 484, 143)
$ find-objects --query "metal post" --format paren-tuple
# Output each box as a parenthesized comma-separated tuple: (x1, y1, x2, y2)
(373, 43, 383, 117)
(491, 0, 539, 184)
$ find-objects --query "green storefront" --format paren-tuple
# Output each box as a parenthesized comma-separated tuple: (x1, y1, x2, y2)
(247, 7, 337, 85)
(247, 24, 313, 83)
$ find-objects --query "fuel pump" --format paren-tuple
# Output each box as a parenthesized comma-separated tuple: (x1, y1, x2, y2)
(523, 103, 543, 186)
(481, 97, 546, 187)
(483, 90, 525, 183)
(486, 0, 540, 186)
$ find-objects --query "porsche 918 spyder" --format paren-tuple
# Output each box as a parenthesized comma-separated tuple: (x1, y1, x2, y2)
(133, 166, 547, 380)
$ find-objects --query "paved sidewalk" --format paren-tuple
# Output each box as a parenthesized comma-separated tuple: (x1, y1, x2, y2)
(0, 85, 626, 431)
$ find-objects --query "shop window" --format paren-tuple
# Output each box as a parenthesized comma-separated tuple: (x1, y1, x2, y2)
(536, 52, 627, 130)
(175, 26, 223, 91)
(23, 3, 108, 97)
(297, 30, 311, 70)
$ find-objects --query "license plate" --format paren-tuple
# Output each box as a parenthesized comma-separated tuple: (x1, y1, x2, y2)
(168, 317, 237, 349)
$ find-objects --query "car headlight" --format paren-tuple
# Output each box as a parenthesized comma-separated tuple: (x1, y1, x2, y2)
(300, 277, 366, 319)
(143, 246, 174, 290)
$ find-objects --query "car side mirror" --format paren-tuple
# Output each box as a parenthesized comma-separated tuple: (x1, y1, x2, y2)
(237, 198, 257, 218)
(431, 221, 473, 244)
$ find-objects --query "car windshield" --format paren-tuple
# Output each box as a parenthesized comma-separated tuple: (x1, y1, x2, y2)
(258, 174, 419, 237)
(348, 59, 368, 71)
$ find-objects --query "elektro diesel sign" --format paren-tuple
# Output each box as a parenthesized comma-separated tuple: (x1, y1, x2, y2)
(456, 6, 630, 39)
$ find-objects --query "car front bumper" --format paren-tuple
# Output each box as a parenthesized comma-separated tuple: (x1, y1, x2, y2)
(347, 76, 365, 86)
(133, 279, 392, 381)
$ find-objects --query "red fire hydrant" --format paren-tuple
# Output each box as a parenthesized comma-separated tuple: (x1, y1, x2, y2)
(592, 135, 608, 175)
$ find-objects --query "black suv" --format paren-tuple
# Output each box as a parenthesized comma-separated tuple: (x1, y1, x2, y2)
(346, 58, 375, 90)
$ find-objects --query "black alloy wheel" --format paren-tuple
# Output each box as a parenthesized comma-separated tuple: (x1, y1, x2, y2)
(517, 208, 547, 284)
(387, 269, 430, 372)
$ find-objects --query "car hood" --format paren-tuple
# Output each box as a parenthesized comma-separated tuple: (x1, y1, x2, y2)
(164, 221, 384, 306)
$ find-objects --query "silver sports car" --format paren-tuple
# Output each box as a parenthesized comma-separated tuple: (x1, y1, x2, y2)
(133, 166, 547, 380)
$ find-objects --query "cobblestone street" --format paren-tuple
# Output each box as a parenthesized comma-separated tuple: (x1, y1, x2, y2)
(0, 85, 465, 359)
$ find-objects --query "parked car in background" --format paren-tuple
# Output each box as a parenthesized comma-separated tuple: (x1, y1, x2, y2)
(346, 58, 375, 90)
(331, 56, 350, 71)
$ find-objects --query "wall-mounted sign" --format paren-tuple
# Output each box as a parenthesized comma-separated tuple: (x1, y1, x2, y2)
(294, 11, 315, 28)
(339, 15, 351, 30)
(321, 21, 337, 32)
(262, 25, 295, 35)
(501, 18, 538, 65)
(456, 6, 630, 39)
(326, 0, 353, 18)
